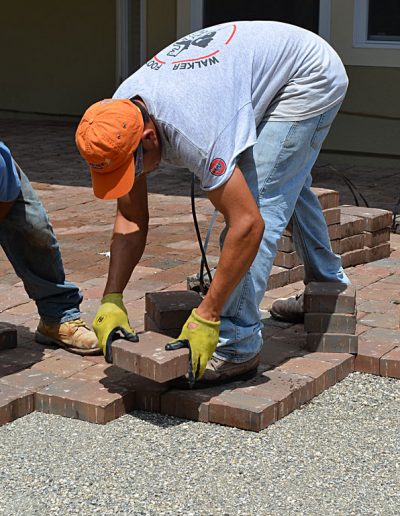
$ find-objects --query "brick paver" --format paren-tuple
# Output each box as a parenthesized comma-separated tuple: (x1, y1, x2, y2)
(112, 331, 189, 383)
(0, 119, 399, 431)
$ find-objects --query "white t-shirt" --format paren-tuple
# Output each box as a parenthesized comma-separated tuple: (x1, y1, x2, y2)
(114, 21, 348, 190)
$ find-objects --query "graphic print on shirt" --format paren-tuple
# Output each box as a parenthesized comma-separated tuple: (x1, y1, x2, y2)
(146, 24, 237, 71)
(209, 158, 227, 176)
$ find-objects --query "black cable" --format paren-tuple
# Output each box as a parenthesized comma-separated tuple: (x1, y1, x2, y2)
(191, 173, 213, 292)
(342, 173, 369, 207)
(199, 209, 217, 291)
(341, 174, 369, 207)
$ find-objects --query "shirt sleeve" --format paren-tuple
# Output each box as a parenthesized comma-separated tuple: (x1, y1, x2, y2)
(200, 102, 257, 191)
(0, 142, 21, 202)
(160, 103, 257, 191)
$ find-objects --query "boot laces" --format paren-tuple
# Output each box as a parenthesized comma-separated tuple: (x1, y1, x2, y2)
(66, 319, 89, 332)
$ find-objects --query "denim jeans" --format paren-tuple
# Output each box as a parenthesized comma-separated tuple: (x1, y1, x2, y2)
(0, 169, 82, 323)
(215, 103, 349, 363)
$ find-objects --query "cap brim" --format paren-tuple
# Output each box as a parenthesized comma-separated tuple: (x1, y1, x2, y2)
(90, 157, 135, 200)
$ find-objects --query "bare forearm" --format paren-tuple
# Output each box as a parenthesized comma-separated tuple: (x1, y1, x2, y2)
(197, 220, 263, 321)
(104, 231, 147, 294)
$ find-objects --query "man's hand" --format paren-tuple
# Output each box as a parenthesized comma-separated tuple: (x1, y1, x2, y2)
(93, 293, 138, 363)
(165, 309, 220, 385)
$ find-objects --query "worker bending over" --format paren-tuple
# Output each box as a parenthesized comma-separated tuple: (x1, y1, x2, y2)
(76, 21, 349, 384)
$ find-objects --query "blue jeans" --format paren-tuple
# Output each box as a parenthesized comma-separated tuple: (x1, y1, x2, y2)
(216, 104, 349, 363)
(0, 169, 82, 323)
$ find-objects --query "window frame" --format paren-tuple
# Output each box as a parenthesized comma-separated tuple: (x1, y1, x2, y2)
(353, 0, 400, 49)
(180, 0, 332, 41)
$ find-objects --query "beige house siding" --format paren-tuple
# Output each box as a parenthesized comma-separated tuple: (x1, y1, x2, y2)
(1, 0, 116, 117)
(324, 66, 400, 157)
(146, 0, 177, 59)
(323, 0, 400, 157)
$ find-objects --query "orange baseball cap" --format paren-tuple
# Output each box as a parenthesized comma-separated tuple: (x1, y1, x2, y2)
(75, 98, 144, 200)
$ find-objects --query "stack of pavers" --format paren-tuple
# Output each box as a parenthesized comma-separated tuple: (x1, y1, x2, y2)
(272, 191, 392, 288)
(188, 188, 392, 294)
(303, 282, 358, 354)
(339, 205, 392, 266)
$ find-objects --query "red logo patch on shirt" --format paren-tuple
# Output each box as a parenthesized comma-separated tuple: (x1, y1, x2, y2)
(209, 158, 226, 176)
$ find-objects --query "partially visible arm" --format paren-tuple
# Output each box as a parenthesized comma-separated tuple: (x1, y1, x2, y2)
(103, 174, 149, 295)
(197, 165, 265, 321)
(0, 160, 21, 222)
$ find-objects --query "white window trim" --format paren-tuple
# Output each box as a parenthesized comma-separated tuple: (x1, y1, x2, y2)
(353, 0, 400, 49)
(319, 0, 331, 41)
(116, 0, 130, 85)
(178, 1, 331, 41)
(116, 0, 147, 86)
(140, 0, 147, 65)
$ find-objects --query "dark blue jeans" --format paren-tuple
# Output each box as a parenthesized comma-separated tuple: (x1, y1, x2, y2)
(0, 169, 82, 323)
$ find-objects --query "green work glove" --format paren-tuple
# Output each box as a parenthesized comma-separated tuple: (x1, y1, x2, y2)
(93, 293, 138, 363)
(165, 309, 220, 385)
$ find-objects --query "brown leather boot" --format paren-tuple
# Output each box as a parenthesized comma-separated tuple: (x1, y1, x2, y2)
(35, 318, 100, 356)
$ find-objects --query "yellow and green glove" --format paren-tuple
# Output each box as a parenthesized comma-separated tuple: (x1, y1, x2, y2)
(165, 309, 220, 386)
(93, 293, 138, 363)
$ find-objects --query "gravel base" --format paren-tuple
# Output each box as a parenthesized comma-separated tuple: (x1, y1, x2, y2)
(0, 372, 399, 516)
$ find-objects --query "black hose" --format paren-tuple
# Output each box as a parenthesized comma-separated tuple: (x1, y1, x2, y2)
(191, 173, 213, 292)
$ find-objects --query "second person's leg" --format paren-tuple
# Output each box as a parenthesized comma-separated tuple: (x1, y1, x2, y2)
(0, 168, 98, 354)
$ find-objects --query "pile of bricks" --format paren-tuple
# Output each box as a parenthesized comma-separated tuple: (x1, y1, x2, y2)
(304, 282, 358, 354)
(271, 192, 392, 290)
(339, 205, 392, 267)
(187, 189, 393, 293)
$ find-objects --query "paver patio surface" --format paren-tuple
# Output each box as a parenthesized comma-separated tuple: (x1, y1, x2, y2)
(0, 119, 399, 431)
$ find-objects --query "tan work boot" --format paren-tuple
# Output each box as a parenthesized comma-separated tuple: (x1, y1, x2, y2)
(270, 293, 304, 323)
(200, 354, 260, 385)
(35, 318, 100, 356)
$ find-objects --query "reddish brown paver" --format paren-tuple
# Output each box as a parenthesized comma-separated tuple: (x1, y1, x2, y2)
(306, 333, 358, 353)
(277, 356, 337, 396)
(30, 349, 93, 377)
(0, 383, 34, 425)
(380, 347, 400, 378)
(304, 282, 356, 314)
(304, 313, 356, 334)
(35, 377, 135, 424)
(208, 391, 278, 432)
(340, 206, 393, 232)
(112, 332, 189, 383)
(145, 290, 202, 329)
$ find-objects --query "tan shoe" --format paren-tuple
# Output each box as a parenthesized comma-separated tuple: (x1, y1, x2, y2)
(199, 354, 260, 385)
(35, 318, 100, 356)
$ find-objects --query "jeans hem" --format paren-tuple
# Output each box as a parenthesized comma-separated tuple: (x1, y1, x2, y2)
(40, 311, 82, 325)
(213, 350, 260, 364)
